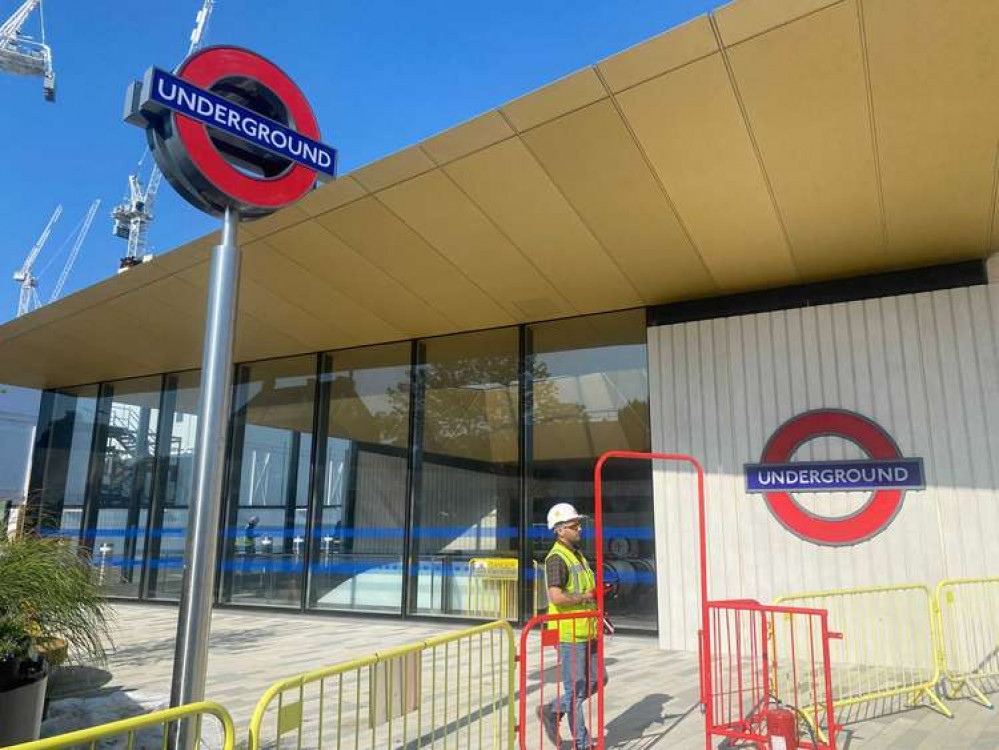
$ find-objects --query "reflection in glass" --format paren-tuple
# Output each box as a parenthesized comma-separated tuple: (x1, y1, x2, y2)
(221, 356, 316, 608)
(410, 328, 520, 619)
(308, 343, 410, 614)
(145, 370, 200, 601)
(28, 310, 659, 631)
(529, 310, 656, 631)
(88, 376, 163, 599)
(31, 385, 99, 541)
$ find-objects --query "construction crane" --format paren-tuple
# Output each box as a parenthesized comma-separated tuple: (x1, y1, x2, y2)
(0, 0, 55, 101)
(111, 0, 215, 273)
(49, 199, 100, 303)
(13, 204, 61, 317)
(12, 200, 100, 318)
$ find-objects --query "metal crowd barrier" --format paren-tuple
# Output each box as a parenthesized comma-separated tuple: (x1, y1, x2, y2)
(5, 701, 234, 750)
(518, 611, 606, 750)
(702, 599, 839, 749)
(248, 620, 516, 750)
(936, 576, 999, 708)
(468, 558, 519, 620)
(775, 584, 951, 721)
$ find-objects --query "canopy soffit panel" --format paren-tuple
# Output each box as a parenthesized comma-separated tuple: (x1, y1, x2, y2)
(3, 0, 997, 388)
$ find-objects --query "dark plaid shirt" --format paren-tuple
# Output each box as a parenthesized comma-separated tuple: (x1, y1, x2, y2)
(544, 542, 587, 591)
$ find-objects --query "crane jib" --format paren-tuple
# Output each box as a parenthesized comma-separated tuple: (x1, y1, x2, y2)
(135, 67, 337, 178)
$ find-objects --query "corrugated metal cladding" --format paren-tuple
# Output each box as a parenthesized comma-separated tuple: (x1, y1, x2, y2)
(647, 283, 999, 651)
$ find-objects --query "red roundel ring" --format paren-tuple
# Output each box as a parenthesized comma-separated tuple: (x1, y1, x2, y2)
(174, 46, 319, 210)
(761, 410, 905, 545)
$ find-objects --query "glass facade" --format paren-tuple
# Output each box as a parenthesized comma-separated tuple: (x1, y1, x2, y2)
(27, 310, 657, 631)
(309, 343, 411, 614)
(88, 376, 163, 598)
(410, 328, 520, 618)
(221, 356, 317, 608)
(527, 310, 655, 630)
(29, 384, 99, 541)
(145, 371, 201, 601)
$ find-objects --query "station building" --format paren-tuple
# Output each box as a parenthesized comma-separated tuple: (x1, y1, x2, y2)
(2, 0, 997, 648)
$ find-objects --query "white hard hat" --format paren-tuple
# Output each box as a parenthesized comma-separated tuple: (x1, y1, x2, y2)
(547, 502, 582, 530)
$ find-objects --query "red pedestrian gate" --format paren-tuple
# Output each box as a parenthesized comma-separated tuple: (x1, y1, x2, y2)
(519, 611, 604, 750)
(518, 451, 841, 750)
(702, 599, 841, 749)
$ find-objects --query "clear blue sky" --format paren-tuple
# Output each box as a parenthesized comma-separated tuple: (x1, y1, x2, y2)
(0, 0, 725, 323)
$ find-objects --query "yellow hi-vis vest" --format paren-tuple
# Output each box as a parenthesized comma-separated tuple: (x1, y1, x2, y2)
(545, 541, 597, 643)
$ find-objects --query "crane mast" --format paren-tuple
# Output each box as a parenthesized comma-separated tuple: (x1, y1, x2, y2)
(111, 0, 215, 273)
(50, 199, 100, 303)
(13, 204, 61, 318)
(0, 0, 55, 101)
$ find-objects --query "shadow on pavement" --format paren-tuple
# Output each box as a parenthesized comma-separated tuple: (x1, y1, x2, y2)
(605, 693, 701, 750)
(48, 665, 113, 699)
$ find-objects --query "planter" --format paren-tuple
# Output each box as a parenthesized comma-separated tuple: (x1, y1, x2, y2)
(0, 659, 49, 745)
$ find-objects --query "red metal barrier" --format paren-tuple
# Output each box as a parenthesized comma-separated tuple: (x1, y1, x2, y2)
(593, 452, 708, 750)
(519, 611, 604, 750)
(520, 452, 840, 749)
(518, 452, 704, 750)
(704, 599, 841, 749)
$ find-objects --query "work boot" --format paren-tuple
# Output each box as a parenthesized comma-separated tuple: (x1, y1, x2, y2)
(537, 704, 561, 745)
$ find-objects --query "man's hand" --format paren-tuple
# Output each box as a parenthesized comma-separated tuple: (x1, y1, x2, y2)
(548, 586, 597, 607)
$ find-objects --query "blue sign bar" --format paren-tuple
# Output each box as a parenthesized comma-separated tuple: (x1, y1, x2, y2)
(145, 67, 337, 177)
(744, 458, 925, 493)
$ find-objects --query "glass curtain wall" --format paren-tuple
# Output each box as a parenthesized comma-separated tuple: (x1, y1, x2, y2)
(220, 356, 317, 608)
(85, 376, 164, 599)
(409, 328, 520, 619)
(145, 370, 200, 601)
(308, 343, 411, 614)
(29, 385, 99, 540)
(528, 310, 656, 631)
(28, 310, 655, 629)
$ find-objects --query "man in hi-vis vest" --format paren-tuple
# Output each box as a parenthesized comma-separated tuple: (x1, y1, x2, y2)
(538, 502, 607, 750)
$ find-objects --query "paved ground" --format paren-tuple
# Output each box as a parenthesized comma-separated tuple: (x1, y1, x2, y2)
(44, 604, 998, 749)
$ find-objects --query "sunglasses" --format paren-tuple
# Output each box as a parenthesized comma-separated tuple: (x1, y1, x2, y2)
(560, 521, 582, 531)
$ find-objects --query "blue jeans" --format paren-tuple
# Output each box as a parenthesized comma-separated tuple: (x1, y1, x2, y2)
(550, 641, 607, 748)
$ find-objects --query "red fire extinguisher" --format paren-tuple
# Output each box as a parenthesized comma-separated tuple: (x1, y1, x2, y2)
(765, 705, 799, 750)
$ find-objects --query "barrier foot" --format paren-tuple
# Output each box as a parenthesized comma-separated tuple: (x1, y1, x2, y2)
(798, 705, 830, 746)
(952, 679, 996, 710)
(810, 722, 830, 746)
(918, 686, 953, 718)
(968, 681, 995, 710)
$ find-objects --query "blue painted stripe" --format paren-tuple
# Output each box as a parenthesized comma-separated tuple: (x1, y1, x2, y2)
(86, 556, 657, 584)
(61, 524, 657, 542)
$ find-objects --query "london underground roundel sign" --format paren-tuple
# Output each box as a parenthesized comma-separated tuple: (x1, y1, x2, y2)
(125, 46, 337, 218)
(743, 409, 925, 546)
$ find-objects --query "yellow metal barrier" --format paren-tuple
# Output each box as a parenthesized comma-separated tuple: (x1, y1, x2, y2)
(465, 560, 542, 621)
(775, 584, 951, 722)
(936, 576, 999, 708)
(469, 558, 519, 620)
(248, 620, 516, 750)
(5, 701, 234, 750)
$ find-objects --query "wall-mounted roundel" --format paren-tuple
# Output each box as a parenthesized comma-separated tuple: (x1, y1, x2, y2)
(743, 409, 925, 546)
(125, 46, 337, 218)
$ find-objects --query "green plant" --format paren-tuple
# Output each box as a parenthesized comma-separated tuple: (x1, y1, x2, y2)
(0, 534, 113, 666)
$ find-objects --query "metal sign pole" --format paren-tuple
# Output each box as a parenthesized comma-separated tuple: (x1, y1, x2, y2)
(125, 45, 334, 746)
(170, 207, 240, 746)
